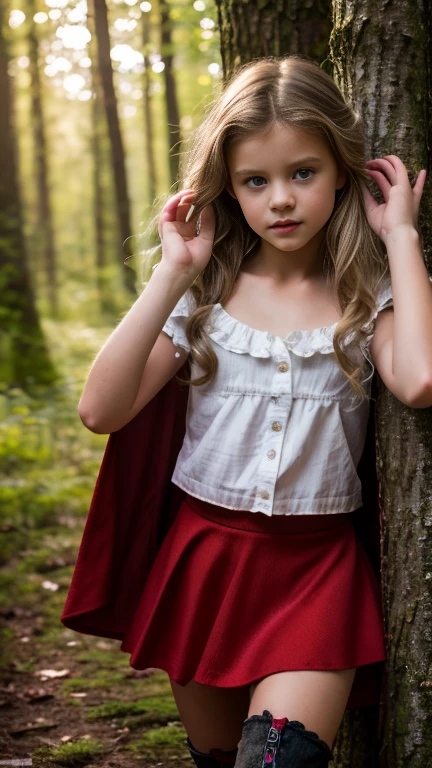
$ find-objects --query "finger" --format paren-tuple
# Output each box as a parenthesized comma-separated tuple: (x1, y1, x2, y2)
(194, 202, 215, 241)
(366, 158, 397, 185)
(366, 168, 392, 199)
(185, 204, 196, 223)
(383, 155, 413, 186)
(162, 219, 196, 239)
(177, 196, 196, 222)
(164, 189, 194, 217)
(414, 169, 427, 193)
(158, 191, 194, 236)
(413, 169, 427, 207)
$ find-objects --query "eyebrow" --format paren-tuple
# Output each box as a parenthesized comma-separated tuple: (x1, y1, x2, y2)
(233, 157, 322, 177)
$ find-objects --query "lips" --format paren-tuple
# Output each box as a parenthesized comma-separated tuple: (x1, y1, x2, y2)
(271, 222, 300, 227)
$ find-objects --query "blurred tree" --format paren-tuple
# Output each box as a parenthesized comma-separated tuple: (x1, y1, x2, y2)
(159, 0, 182, 188)
(91, 0, 136, 295)
(27, 0, 58, 317)
(87, 4, 116, 314)
(142, 5, 157, 208)
(0, 0, 56, 389)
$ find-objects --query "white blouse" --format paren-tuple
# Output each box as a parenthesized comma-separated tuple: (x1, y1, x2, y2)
(161, 276, 393, 517)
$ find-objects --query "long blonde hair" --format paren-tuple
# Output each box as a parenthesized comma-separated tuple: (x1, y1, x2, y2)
(145, 54, 390, 402)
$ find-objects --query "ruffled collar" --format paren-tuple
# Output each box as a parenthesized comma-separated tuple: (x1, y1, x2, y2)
(206, 304, 356, 358)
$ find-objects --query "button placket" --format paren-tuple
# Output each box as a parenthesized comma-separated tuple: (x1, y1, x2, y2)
(256, 344, 292, 513)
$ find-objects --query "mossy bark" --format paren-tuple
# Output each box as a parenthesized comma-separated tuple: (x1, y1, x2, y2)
(215, 0, 333, 82)
(331, 1, 432, 766)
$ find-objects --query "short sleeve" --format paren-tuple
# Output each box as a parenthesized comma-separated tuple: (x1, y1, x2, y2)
(358, 275, 393, 384)
(161, 289, 195, 353)
(375, 275, 393, 316)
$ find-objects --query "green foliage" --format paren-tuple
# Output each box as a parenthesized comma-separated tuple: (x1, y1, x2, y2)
(86, 693, 178, 721)
(126, 722, 188, 761)
(33, 738, 105, 766)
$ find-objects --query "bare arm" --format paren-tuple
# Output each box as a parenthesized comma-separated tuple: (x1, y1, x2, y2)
(77, 263, 196, 433)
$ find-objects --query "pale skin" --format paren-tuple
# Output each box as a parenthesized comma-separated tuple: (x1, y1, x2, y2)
(162, 126, 429, 753)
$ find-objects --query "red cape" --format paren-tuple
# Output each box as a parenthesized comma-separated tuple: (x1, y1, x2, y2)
(61, 361, 384, 643)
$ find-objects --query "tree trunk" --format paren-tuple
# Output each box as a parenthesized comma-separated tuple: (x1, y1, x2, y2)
(27, 0, 58, 317)
(216, 0, 432, 765)
(91, 0, 136, 295)
(142, 8, 157, 207)
(215, 0, 332, 83)
(87, 4, 116, 315)
(0, 2, 56, 389)
(159, 0, 182, 188)
(330, 3, 432, 766)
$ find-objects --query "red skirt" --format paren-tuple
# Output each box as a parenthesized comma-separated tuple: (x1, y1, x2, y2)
(120, 494, 386, 710)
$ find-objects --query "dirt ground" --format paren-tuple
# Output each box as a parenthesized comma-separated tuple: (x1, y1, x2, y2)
(0, 579, 191, 768)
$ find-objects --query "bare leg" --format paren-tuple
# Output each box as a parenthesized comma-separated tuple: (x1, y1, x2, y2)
(248, 668, 356, 750)
(169, 678, 251, 753)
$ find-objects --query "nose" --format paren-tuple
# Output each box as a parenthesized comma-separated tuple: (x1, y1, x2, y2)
(269, 181, 296, 210)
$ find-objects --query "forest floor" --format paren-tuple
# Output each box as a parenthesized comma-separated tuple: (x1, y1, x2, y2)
(0, 318, 192, 768)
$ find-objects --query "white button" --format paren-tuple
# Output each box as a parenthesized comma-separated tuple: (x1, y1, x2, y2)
(267, 449, 276, 460)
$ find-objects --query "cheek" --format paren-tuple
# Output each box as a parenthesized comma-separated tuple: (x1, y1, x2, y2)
(237, 194, 264, 223)
(308, 185, 335, 217)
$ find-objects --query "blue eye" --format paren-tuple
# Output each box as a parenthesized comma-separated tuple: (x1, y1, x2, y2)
(244, 168, 314, 187)
(295, 168, 314, 180)
(245, 176, 266, 188)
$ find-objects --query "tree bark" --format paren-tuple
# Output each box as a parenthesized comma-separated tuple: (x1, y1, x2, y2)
(215, 0, 332, 83)
(330, 3, 432, 766)
(92, 0, 136, 295)
(27, 0, 58, 317)
(0, 2, 56, 388)
(159, 0, 182, 188)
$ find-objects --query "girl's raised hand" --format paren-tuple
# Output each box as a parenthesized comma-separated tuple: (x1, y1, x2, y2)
(362, 155, 426, 244)
(158, 189, 216, 277)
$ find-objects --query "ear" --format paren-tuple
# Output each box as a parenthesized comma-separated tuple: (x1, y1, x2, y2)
(336, 166, 347, 190)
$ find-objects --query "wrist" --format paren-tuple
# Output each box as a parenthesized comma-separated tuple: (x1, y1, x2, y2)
(152, 260, 199, 289)
(383, 225, 420, 249)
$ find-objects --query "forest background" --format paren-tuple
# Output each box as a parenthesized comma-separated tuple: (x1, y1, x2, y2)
(0, 1, 431, 767)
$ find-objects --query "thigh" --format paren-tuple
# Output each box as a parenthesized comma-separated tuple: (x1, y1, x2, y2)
(248, 668, 356, 751)
(169, 678, 251, 753)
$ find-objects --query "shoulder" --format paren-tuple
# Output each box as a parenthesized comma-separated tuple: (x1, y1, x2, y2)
(368, 277, 395, 395)
(161, 288, 196, 353)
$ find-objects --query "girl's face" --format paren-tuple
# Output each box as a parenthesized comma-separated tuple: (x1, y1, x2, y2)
(226, 122, 346, 255)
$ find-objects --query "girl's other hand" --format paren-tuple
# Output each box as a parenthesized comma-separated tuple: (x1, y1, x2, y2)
(363, 155, 426, 244)
(158, 189, 216, 277)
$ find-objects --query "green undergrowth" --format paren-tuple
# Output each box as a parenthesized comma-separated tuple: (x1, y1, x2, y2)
(0, 318, 193, 765)
(32, 737, 105, 766)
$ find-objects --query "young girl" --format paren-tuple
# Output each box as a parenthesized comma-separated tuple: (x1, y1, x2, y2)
(61, 55, 430, 768)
